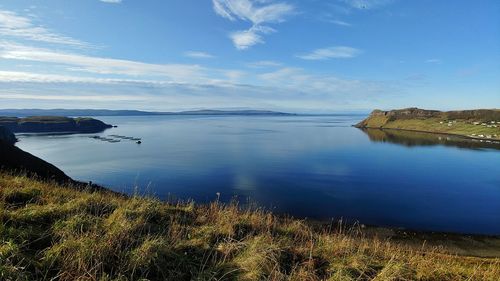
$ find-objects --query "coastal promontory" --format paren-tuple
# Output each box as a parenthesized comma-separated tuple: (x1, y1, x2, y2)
(355, 108, 500, 140)
(0, 116, 113, 134)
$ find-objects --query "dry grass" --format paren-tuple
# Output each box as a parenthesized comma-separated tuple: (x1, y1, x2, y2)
(1, 172, 499, 280)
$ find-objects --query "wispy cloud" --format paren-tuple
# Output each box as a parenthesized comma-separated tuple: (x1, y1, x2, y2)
(341, 0, 393, 10)
(212, 0, 294, 49)
(297, 46, 362, 60)
(258, 67, 392, 99)
(224, 70, 245, 81)
(425, 58, 442, 64)
(0, 7, 397, 112)
(0, 42, 207, 82)
(184, 51, 215, 59)
(0, 10, 88, 47)
(0, 68, 398, 112)
(230, 25, 276, 50)
(100, 0, 122, 3)
(1, 93, 141, 102)
(0, 70, 167, 85)
(329, 19, 352, 27)
(246, 60, 282, 68)
(0, 42, 394, 111)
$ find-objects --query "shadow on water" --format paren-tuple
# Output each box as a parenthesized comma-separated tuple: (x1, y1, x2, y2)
(360, 128, 500, 150)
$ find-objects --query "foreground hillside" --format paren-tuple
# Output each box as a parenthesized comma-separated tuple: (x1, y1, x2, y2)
(0, 126, 17, 145)
(356, 108, 500, 140)
(1, 173, 499, 280)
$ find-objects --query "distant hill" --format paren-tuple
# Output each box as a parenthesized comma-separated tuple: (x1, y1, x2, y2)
(0, 109, 295, 117)
(355, 108, 500, 140)
(174, 109, 294, 116)
(0, 116, 113, 133)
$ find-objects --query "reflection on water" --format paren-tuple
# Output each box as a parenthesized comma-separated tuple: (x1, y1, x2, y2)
(15, 115, 500, 235)
(361, 128, 500, 150)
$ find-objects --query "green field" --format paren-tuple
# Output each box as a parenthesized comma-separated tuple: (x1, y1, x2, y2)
(382, 118, 500, 139)
(359, 116, 500, 140)
(1, 172, 499, 280)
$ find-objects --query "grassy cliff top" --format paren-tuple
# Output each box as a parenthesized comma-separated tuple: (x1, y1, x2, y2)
(1, 172, 499, 280)
(0, 116, 100, 123)
(356, 108, 500, 140)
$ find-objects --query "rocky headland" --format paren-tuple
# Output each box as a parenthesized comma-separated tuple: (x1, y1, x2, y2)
(0, 116, 112, 134)
(355, 108, 500, 141)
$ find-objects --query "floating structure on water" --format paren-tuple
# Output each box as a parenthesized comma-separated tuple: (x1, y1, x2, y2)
(90, 134, 142, 144)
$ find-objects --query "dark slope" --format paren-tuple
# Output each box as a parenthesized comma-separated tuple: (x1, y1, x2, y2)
(0, 126, 17, 145)
(0, 139, 71, 183)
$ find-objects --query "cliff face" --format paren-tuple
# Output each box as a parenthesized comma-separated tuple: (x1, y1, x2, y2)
(0, 126, 17, 145)
(0, 139, 71, 183)
(0, 116, 112, 133)
(356, 108, 500, 128)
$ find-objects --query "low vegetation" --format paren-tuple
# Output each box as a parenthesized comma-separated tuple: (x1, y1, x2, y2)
(1, 172, 499, 280)
(375, 118, 499, 139)
(356, 108, 500, 140)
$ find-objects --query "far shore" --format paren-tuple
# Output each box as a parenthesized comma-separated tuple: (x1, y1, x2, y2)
(355, 108, 500, 142)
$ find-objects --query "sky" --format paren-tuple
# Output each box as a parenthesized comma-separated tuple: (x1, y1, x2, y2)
(0, 0, 498, 113)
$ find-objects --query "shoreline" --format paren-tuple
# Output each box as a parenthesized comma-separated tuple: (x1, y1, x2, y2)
(3, 172, 498, 280)
(354, 125, 500, 143)
(41, 174, 500, 258)
(309, 220, 500, 258)
(2, 164, 499, 258)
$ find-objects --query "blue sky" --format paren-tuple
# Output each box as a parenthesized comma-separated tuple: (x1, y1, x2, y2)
(0, 0, 498, 113)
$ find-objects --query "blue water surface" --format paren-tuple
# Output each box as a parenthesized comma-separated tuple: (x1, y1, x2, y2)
(16, 115, 500, 235)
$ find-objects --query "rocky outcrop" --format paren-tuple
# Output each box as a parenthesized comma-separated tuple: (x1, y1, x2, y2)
(444, 109, 500, 121)
(0, 116, 113, 133)
(0, 126, 17, 145)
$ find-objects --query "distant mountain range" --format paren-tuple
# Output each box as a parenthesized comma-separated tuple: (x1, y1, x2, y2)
(0, 109, 296, 117)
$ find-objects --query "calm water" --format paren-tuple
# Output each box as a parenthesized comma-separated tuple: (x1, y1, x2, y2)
(16, 115, 500, 235)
